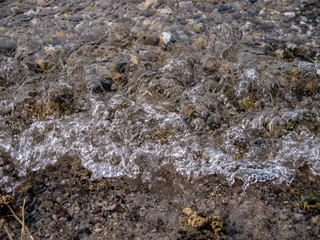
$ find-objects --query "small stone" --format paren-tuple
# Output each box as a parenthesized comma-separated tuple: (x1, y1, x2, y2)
(311, 216, 318, 224)
(286, 212, 293, 217)
(24, 57, 43, 73)
(140, 51, 158, 62)
(137, 0, 157, 11)
(130, 55, 139, 65)
(0, 36, 17, 55)
(284, 12, 296, 18)
(95, 228, 102, 233)
(105, 204, 117, 211)
(140, 34, 160, 46)
(95, 223, 102, 228)
(42, 200, 53, 210)
(52, 214, 58, 220)
(304, 10, 313, 15)
(275, 49, 283, 58)
(194, 36, 207, 50)
(86, 76, 116, 94)
(191, 24, 203, 33)
(158, 7, 172, 15)
(179, 1, 194, 9)
(74, 207, 81, 211)
(271, 14, 281, 21)
(294, 213, 304, 221)
(142, 19, 151, 25)
(161, 32, 172, 44)
(259, 10, 265, 15)
(304, 193, 319, 205)
(279, 214, 288, 220)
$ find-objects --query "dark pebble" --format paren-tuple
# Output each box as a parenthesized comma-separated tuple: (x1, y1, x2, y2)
(86, 76, 116, 94)
(218, 4, 233, 13)
(140, 10, 154, 17)
(17, 14, 32, 22)
(304, 193, 319, 205)
(0, 36, 17, 55)
(24, 58, 43, 73)
(0, 73, 14, 87)
(92, 208, 102, 214)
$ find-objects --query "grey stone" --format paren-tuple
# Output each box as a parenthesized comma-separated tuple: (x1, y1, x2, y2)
(0, 36, 17, 55)
(294, 213, 304, 221)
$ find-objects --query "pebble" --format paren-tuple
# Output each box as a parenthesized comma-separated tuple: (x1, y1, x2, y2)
(95, 223, 102, 228)
(258, 10, 265, 16)
(1, 1, 320, 239)
(158, 7, 172, 15)
(105, 204, 118, 211)
(42, 200, 53, 210)
(0, 36, 17, 55)
(161, 32, 172, 44)
(194, 36, 207, 50)
(279, 214, 288, 220)
(284, 12, 296, 18)
(294, 213, 304, 221)
(137, 0, 157, 11)
(311, 216, 318, 224)
(141, 34, 160, 46)
(86, 76, 116, 94)
(24, 57, 44, 73)
(304, 193, 319, 205)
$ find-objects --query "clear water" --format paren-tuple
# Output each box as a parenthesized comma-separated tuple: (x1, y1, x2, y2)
(1, 0, 320, 192)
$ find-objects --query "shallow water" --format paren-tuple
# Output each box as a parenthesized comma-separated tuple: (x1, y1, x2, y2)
(0, 0, 320, 192)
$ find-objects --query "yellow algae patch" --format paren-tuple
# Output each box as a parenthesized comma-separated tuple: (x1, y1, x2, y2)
(181, 208, 225, 238)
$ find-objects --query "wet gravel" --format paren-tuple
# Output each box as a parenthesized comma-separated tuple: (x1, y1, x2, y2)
(1, 158, 320, 239)
(1, 0, 320, 239)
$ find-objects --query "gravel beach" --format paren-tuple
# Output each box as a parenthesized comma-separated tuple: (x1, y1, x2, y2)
(1, 0, 320, 239)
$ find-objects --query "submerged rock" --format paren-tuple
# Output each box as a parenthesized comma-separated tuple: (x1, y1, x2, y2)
(86, 76, 117, 94)
(0, 36, 17, 55)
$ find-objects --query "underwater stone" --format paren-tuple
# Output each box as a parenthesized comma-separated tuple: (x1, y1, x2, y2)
(24, 56, 44, 73)
(0, 36, 17, 55)
(86, 76, 116, 94)
(294, 213, 304, 221)
(304, 193, 319, 205)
